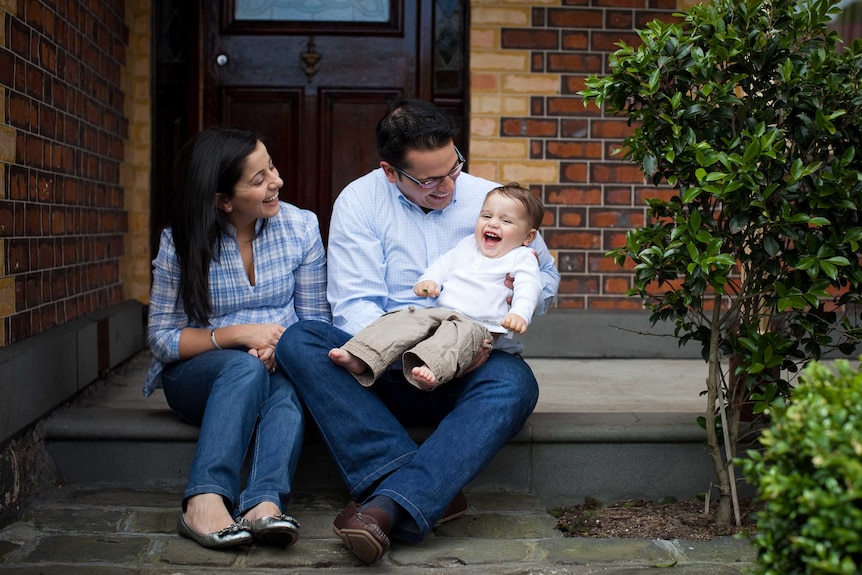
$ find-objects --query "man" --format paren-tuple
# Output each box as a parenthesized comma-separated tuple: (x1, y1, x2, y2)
(275, 99, 560, 564)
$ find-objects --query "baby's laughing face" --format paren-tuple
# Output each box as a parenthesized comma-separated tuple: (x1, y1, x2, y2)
(474, 193, 536, 259)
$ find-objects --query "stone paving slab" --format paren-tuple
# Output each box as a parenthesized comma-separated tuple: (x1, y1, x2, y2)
(0, 484, 756, 574)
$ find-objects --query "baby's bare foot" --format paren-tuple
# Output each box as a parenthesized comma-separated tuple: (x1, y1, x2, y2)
(411, 365, 437, 390)
(328, 348, 368, 375)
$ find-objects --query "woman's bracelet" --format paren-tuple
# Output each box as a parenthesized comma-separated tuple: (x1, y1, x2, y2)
(210, 328, 222, 350)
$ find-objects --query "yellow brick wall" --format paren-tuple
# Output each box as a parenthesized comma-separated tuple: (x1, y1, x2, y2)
(121, 0, 152, 305)
(467, 0, 683, 309)
(469, 0, 561, 186)
(468, 0, 694, 185)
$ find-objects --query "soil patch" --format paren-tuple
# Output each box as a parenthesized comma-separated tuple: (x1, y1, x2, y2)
(553, 496, 760, 541)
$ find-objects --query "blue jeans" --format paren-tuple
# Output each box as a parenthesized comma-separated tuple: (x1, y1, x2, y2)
(275, 320, 538, 542)
(162, 349, 304, 516)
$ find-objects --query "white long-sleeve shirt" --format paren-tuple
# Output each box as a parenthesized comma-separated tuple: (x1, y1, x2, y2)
(327, 168, 560, 354)
(419, 235, 542, 334)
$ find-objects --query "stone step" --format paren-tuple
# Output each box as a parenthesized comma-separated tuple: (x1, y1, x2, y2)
(43, 351, 721, 507)
(0, 482, 757, 572)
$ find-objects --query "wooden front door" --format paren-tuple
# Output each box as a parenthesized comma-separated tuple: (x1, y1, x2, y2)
(201, 1, 433, 241)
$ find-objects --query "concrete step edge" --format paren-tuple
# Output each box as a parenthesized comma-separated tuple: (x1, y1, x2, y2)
(44, 407, 710, 444)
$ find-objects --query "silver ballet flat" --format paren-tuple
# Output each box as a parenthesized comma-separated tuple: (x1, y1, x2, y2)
(177, 514, 253, 549)
(242, 514, 300, 546)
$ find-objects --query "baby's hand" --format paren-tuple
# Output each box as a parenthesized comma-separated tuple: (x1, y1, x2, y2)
(500, 313, 528, 334)
(414, 280, 440, 297)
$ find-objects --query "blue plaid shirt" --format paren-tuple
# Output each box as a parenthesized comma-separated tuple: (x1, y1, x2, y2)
(143, 202, 330, 397)
(327, 168, 560, 354)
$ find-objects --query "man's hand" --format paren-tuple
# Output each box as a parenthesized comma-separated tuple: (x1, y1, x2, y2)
(503, 250, 539, 305)
(500, 313, 528, 334)
(504, 273, 514, 305)
(462, 339, 493, 374)
(414, 280, 441, 297)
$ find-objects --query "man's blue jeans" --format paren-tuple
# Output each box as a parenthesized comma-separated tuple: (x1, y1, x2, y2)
(162, 349, 304, 516)
(275, 320, 538, 542)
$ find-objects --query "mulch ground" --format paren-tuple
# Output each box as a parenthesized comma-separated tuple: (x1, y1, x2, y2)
(553, 496, 760, 541)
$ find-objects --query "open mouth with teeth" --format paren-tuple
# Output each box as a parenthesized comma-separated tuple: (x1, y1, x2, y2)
(426, 190, 451, 203)
(482, 231, 502, 247)
(263, 194, 279, 205)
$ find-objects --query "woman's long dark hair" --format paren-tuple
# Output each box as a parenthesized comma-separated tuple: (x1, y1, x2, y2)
(170, 126, 260, 325)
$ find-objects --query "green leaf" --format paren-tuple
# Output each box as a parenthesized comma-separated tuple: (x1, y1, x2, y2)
(742, 138, 762, 164)
(643, 153, 658, 176)
(820, 260, 838, 279)
(681, 187, 701, 203)
(763, 235, 781, 256)
(686, 242, 699, 261)
(690, 209, 701, 231)
(695, 230, 713, 243)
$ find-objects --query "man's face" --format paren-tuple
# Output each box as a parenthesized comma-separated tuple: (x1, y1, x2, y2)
(381, 144, 463, 211)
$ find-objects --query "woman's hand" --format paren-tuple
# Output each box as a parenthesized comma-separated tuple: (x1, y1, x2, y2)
(242, 323, 284, 373)
(248, 346, 277, 373)
(238, 323, 286, 352)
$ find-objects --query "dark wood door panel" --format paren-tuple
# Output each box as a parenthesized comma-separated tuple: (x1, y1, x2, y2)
(212, 35, 418, 90)
(218, 88, 303, 205)
(154, 1, 466, 261)
(318, 90, 400, 225)
(201, 1, 432, 241)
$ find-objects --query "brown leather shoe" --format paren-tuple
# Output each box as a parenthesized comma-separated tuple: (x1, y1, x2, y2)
(332, 502, 391, 564)
(436, 489, 468, 527)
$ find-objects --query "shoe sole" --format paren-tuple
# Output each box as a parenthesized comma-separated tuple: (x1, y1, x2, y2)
(254, 527, 298, 546)
(177, 515, 253, 549)
(332, 525, 385, 564)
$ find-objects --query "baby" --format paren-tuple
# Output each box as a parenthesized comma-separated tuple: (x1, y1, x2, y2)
(329, 183, 544, 390)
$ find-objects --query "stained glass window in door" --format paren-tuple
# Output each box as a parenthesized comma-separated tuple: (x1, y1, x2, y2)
(235, 0, 390, 22)
(434, 0, 464, 95)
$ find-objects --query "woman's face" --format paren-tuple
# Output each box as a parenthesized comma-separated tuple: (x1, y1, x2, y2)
(219, 140, 283, 229)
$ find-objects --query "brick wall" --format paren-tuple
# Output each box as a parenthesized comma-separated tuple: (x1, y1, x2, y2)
(0, 0, 132, 346)
(120, 1, 150, 305)
(469, 0, 683, 311)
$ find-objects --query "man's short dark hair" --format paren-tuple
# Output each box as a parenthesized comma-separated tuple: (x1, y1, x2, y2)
(376, 99, 459, 168)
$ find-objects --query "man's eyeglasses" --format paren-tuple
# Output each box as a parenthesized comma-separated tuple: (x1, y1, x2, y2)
(391, 146, 465, 190)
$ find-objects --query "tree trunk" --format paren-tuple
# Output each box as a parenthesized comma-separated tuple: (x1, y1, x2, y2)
(704, 296, 734, 526)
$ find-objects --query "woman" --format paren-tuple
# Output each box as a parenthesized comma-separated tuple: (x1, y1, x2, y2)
(143, 126, 330, 549)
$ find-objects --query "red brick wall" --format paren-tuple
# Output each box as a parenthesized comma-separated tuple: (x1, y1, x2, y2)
(0, 0, 129, 346)
(494, 1, 678, 310)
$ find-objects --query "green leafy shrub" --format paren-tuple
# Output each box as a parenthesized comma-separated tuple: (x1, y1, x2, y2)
(580, 0, 862, 526)
(741, 359, 862, 574)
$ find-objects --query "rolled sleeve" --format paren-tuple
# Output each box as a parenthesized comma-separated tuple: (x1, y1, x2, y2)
(147, 230, 188, 364)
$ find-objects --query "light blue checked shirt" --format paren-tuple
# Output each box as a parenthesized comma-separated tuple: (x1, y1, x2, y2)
(143, 202, 331, 397)
(327, 168, 560, 354)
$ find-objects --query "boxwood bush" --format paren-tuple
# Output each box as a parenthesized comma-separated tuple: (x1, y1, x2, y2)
(741, 359, 862, 574)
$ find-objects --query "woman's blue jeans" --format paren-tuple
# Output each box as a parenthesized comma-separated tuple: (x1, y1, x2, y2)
(161, 349, 304, 516)
(275, 320, 538, 542)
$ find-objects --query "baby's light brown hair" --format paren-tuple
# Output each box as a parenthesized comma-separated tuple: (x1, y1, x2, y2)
(486, 183, 545, 230)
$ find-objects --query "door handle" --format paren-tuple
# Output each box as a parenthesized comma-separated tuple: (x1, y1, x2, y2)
(216, 54, 228, 66)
